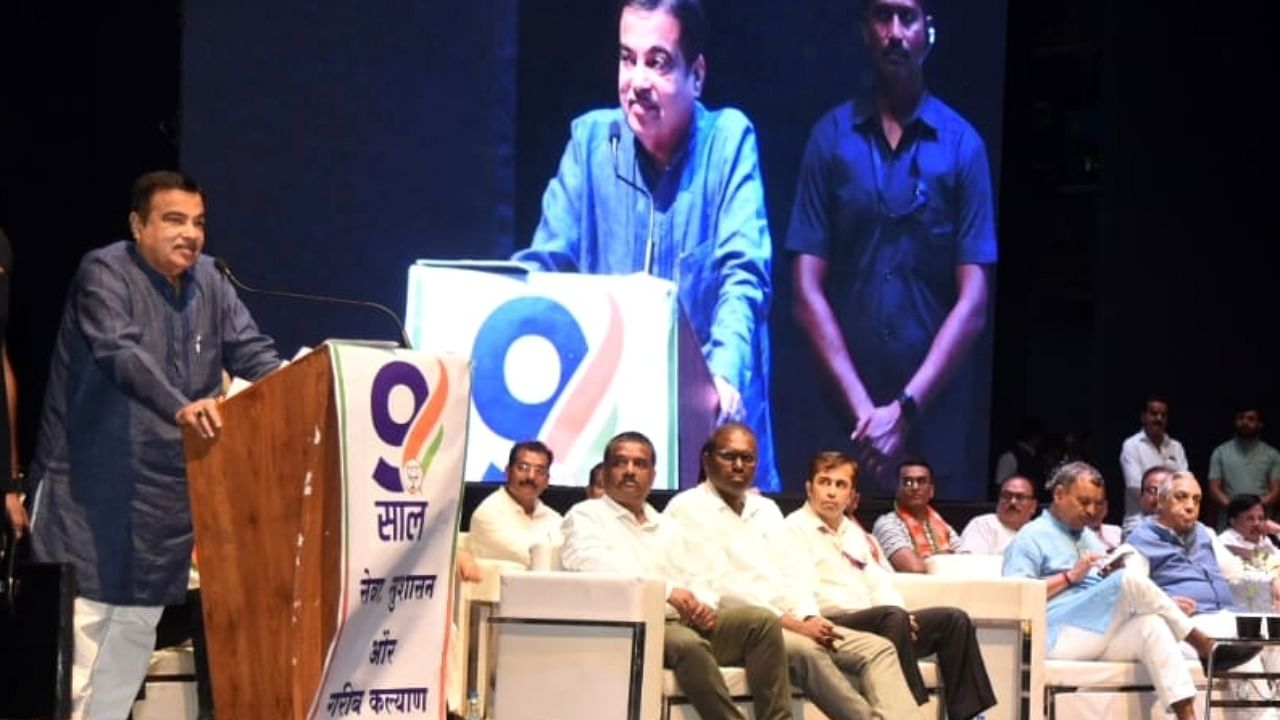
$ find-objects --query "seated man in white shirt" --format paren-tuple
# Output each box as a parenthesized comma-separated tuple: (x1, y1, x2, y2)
(560, 431, 792, 720)
(957, 474, 1037, 554)
(468, 440, 563, 567)
(872, 459, 959, 572)
(665, 423, 921, 720)
(787, 451, 996, 720)
(1086, 495, 1123, 550)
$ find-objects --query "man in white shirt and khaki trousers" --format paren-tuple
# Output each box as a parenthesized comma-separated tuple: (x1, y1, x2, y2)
(560, 431, 793, 720)
(665, 423, 921, 720)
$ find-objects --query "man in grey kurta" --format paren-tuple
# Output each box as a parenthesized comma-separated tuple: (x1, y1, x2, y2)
(28, 170, 280, 719)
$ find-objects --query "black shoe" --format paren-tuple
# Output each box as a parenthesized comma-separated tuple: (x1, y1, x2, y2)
(1203, 643, 1264, 674)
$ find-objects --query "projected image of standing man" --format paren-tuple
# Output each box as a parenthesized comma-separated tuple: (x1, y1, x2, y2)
(514, 0, 779, 489)
(788, 0, 997, 495)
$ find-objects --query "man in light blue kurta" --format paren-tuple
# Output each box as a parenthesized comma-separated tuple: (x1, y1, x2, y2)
(1003, 462, 1256, 720)
(513, 0, 777, 489)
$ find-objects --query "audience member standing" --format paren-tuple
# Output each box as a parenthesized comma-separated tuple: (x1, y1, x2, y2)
(1120, 396, 1188, 524)
(1207, 404, 1280, 517)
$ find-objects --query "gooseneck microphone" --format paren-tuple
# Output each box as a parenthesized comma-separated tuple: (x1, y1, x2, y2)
(608, 121, 658, 275)
(214, 257, 412, 349)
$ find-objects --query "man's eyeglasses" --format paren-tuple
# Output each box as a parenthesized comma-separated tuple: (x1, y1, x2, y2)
(999, 491, 1034, 503)
(714, 449, 757, 466)
(1141, 486, 1160, 496)
(513, 461, 549, 478)
(900, 476, 931, 488)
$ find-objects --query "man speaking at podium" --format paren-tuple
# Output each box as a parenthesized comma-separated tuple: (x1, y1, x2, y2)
(27, 170, 281, 719)
(513, 0, 778, 489)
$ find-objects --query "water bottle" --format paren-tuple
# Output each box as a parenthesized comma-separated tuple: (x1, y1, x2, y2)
(464, 690, 482, 720)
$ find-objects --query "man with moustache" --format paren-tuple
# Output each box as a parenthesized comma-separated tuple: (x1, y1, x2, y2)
(513, 0, 779, 490)
(27, 171, 281, 720)
(787, 451, 995, 720)
(1208, 403, 1280, 515)
(1127, 471, 1279, 714)
(872, 459, 957, 573)
(1122, 465, 1173, 538)
(468, 440, 563, 568)
(957, 474, 1037, 554)
(1003, 462, 1259, 720)
(788, 0, 998, 495)
(666, 423, 921, 720)
(1120, 395, 1189, 524)
(560, 431, 793, 720)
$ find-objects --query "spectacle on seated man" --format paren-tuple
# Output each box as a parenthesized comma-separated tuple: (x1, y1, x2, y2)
(665, 423, 921, 720)
(512, 0, 778, 490)
(1126, 470, 1277, 712)
(872, 458, 957, 573)
(1003, 461, 1259, 720)
(561, 431, 792, 720)
(786, 451, 995, 720)
(1122, 465, 1172, 538)
(957, 474, 1037, 554)
(468, 440, 563, 567)
(1208, 403, 1280, 520)
(1085, 495, 1122, 550)
(1120, 395, 1188, 524)
(27, 170, 282, 720)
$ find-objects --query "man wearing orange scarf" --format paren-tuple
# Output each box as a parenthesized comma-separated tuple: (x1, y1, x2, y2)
(872, 459, 958, 573)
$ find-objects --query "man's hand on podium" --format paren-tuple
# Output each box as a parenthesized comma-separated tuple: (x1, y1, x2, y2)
(713, 376, 744, 424)
(176, 397, 224, 440)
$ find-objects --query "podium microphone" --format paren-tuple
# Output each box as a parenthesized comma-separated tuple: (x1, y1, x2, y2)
(608, 121, 657, 275)
(214, 257, 412, 349)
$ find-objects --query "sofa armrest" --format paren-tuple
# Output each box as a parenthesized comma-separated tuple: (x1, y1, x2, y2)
(892, 574, 1048, 720)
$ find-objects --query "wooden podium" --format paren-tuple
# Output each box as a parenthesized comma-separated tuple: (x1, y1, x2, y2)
(183, 348, 342, 720)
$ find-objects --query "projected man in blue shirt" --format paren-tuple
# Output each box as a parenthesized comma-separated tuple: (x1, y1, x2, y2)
(514, 0, 778, 490)
(787, 0, 997, 496)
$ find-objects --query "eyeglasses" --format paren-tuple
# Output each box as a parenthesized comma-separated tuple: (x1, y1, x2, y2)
(713, 449, 757, 466)
(512, 461, 549, 478)
(1141, 486, 1160, 496)
(900, 476, 931, 488)
(999, 491, 1034, 503)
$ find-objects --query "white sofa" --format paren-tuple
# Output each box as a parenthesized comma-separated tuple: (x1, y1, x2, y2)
(491, 570, 955, 720)
(925, 553, 1245, 719)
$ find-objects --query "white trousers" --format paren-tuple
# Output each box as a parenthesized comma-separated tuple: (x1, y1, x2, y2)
(1050, 571, 1198, 711)
(71, 597, 164, 720)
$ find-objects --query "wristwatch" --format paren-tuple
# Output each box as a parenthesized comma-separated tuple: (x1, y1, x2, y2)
(896, 391, 918, 420)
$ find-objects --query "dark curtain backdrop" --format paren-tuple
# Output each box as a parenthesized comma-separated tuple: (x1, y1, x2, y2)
(180, 0, 519, 355)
